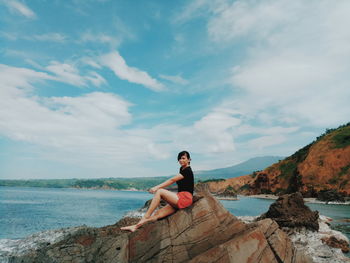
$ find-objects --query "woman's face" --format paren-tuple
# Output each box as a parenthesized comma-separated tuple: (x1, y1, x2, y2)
(178, 154, 190, 167)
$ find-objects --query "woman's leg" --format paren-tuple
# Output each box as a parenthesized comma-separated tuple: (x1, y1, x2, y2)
(144, 189, 179, 218)
(120, 189, 179, 232)
(135, 204, 177, 227)
(120, 204, 177, 232)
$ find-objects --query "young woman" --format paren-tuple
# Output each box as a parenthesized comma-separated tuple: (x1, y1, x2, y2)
(120, 151, 194, 232)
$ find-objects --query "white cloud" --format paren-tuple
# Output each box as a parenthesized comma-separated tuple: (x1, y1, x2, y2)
(80, 57, 102, 69)
(207, 0, 298, 42)
(192, 110, 240, 152)
(1, 32, 67, 42)
(172, 0, 212, 24)
(0, 64, 157, 164)
(4, 0, 36, 19)
(0, 64, 53, 94)
(159, 74, 189, 85)
(131, 108, 241, 156)
(99, 51, 164, 91)
(80, 32, 121, 47)
(46, 62, 86, 87)
(0, 64, 195, 178)
(85, 71, 106, 87)
(33, 33, 67, 42)
(179, 0, 350, 129)
(0, 63, 300, 177)
(248, 135, 286, 150)
(46, 61, 106, 87)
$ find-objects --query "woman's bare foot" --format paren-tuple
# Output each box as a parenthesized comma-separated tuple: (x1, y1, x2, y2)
(120, 224, 138, 232)
(136, 215, 157, 227)
(120, 215, 151, 232)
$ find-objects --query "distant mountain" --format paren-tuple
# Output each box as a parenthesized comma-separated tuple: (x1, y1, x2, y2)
(195, 156, 284, 181)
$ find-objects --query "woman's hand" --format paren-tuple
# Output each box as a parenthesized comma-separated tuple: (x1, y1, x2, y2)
(149, 186, 159, 194)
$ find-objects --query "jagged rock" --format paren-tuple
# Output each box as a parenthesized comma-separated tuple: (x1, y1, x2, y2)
(240, 215, 350, 263)
(317, 189, 346, 203)
(258, 192, 319, 231)
(321, 235, 350, 253)
(9, 188, 310, 263)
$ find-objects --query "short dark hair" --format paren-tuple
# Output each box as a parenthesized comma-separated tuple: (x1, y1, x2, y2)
(177, 151, 191, 161)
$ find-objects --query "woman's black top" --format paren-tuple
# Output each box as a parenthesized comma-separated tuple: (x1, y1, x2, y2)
(176, 166, 194, 195)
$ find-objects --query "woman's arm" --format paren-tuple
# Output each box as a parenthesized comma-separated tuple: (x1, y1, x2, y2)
(149, 174, 184, 193)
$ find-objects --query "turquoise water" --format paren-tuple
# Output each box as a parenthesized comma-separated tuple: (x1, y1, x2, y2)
(1, 187, 349, 242)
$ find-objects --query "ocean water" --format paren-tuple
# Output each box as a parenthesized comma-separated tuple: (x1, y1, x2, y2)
(0, 186, 152, 239)
(1, 187, 349, 242)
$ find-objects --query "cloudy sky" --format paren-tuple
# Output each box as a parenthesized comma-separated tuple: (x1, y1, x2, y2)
(1, 0, 349, 179)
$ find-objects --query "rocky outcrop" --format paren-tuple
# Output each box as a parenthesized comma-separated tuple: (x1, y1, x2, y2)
(321, 235, 350, 253)
(317, 189, 346, 202)
(240, 215, 350, 263)
(214, 186, 238, 200)
(9, 186, 311, 263)
(258, 192, 319, 231)
(286, 214, 350, 263)
(255, 192, 350, 262)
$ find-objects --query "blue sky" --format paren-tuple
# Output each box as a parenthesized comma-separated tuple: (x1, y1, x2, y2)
(1, 0, 349, 179)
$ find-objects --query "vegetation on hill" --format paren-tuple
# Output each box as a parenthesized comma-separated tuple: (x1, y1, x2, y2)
(0, 177, 172, 191)
(0, 179, 78, 188)
(242, 122, 350, 199)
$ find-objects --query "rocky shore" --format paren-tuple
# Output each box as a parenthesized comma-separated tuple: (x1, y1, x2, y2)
(1, 188, 349, 263)
(246, 194, 350, 205)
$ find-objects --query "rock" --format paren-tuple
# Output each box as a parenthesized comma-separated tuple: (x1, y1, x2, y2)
(287, 227, 350, 263)
(239, 215, 350, 263)
(258, 192, 319, 231)
(7, 187, 311, 263)
(215, 187, 238, 199)
(317, 189, 346, 203)
(321, 235, 350, 253)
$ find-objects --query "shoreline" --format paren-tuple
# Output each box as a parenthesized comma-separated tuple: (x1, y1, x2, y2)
(214, 196, 239, 200)
(243, 194, 350, 205)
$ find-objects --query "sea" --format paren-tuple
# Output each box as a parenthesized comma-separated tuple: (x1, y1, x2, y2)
(1, 186, 349, 254)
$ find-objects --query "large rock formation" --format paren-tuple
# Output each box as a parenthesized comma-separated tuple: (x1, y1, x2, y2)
(256, 192, 350, 262)
(9, 186, 311, 263)
(258, 192, 319, 231)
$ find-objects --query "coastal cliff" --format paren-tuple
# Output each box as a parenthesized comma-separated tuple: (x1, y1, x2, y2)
(205, 122, 350, 199)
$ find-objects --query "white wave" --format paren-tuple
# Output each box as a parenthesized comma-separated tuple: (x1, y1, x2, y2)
(124, 210, 145, 218)
(0, 226, 84, 261)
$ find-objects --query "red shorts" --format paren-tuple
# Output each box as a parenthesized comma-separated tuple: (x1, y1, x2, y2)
(177, 191, 193, 209)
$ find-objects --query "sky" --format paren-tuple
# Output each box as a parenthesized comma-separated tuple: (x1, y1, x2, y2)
(1, 0, 349, 179)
